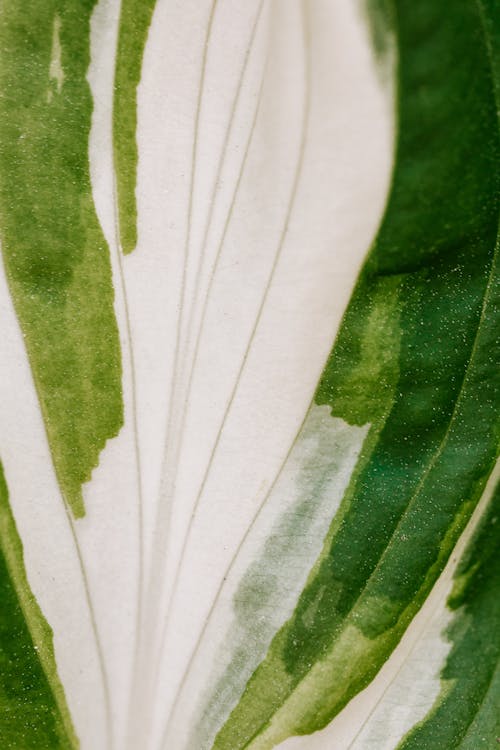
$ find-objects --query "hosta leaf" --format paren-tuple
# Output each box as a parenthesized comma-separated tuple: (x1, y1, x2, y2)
(189, 0, 500, 747)
(0, 0, 498, 748)
(0, 462, 77, 749)
(0, 0, 123, 517)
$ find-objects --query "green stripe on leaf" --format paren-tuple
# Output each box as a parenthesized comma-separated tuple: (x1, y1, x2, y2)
(0, 0, 123, 517)
(113, 0, 157, 254)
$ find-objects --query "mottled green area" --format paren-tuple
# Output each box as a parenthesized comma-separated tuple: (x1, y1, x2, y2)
(189, 413, 368, 750)
(0, 462, 78, 749)
(113, 0, 157, 253)
(0, 0, 123, 516)
(363, 0, 396, 65)
(316, 275, 401, 426)
(398, 482, 500, 749)
(477, 0, 500, 103)
(213, 0, 500, 747)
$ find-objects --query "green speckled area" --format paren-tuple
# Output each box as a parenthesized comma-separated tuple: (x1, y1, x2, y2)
(113, 0, 157, 254)
(0, 462, 77, 749)
(398, 481, 500, 748)
(0, 0, 123, 517)
(213, 0, 500, 746)
(0, 1, 498, 747)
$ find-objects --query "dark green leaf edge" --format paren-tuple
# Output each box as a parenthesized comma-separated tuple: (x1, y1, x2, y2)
(0, 461, 78, 749)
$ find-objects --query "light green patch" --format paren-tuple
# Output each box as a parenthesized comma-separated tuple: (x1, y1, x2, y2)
(0, 0, 123, 517)
(316, 274, 402, 427)
(48, 16, 64, 99)
(243, 624, 384, 750)
(308, 277, 402, 569)
(113, 0, 157, 253)
(0, 462, 78, 749)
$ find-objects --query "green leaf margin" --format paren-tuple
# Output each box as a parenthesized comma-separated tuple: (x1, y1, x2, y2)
(0, 462, 78, 749)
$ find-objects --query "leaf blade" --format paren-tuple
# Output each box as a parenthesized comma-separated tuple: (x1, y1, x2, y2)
(212, 0, 500, 746)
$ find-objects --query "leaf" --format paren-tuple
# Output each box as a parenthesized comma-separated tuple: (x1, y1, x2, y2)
(0, 0, 498, 748)
(189, 0, 500, 747)
(0, 461, 77, 749)
(0, 0, 123, 517)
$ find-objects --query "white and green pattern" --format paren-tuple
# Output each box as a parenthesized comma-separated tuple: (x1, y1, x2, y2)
(0, 1, 498, 749)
